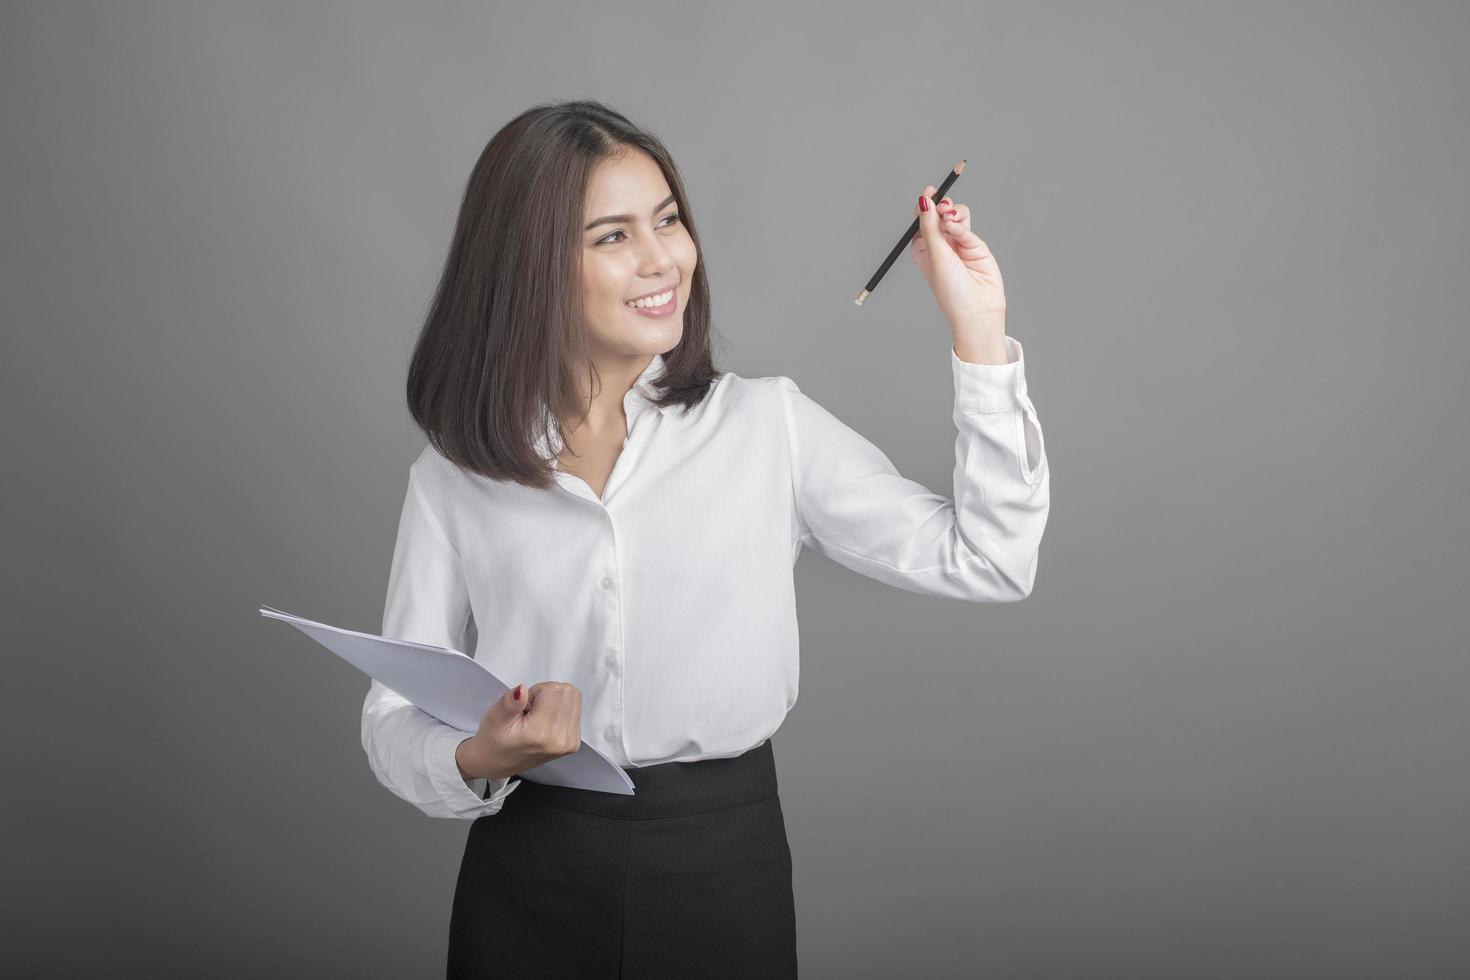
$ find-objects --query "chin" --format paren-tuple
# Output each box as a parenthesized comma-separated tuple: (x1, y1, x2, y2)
(589, 328, 683, 360)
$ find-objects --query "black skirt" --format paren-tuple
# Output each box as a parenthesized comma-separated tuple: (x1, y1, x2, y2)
(447, 738, 798, 978)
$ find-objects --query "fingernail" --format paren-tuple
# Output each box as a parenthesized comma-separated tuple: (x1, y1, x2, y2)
(919, 195, 930, 212)
(513, 685, 523, 701)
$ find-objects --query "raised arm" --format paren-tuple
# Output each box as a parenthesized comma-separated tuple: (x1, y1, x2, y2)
(779, 334, 1049, 601)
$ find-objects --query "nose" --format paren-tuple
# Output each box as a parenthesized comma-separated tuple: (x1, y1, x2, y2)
(636, 239, 678, 279)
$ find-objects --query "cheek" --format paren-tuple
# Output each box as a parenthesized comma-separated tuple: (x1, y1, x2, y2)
(674, 235, 699, 274)
(584, 262, 626, 306)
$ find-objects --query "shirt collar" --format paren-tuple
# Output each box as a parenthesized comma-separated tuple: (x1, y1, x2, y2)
(630, 351, 668, 407)
(535, 353, 669, 464)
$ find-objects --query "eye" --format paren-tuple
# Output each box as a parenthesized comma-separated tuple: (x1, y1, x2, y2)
(596, 212, 681, 245)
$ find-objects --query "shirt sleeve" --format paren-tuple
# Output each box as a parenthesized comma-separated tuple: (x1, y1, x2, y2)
(778, 335, 1050, 602)
(361, 462, 522, 820)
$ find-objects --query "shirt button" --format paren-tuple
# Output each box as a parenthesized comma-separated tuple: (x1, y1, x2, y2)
(604, 654, 618, 670)
(603, 727, 618, 741)
(599, 576, 614, 590)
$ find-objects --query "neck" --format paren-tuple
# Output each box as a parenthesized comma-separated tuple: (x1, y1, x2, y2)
(562, 351, 655, 435)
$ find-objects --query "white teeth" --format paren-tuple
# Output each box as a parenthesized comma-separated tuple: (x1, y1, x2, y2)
(626, 289, 674, 309)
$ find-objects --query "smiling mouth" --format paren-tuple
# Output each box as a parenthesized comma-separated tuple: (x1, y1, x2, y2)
(625, 287, 677, 310)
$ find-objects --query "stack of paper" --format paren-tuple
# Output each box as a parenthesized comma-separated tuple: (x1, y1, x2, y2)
(259, 605, 634, 795)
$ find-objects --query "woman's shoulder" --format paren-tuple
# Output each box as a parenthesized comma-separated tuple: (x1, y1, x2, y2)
(704, 370, 815, 439)
(408, 443, 472, 501)
(709, 368, 800, 406)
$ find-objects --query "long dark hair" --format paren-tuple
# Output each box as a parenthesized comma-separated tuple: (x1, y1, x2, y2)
(406, 99, 722, 489)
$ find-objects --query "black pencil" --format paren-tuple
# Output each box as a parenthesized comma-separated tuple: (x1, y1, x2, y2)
(854, 158, 967, 305)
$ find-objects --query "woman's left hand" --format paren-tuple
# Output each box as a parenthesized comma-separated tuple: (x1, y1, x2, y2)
(910, 184, 1006, 326)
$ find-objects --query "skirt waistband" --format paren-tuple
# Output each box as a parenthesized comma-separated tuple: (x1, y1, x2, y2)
(511, 739, 777, 820)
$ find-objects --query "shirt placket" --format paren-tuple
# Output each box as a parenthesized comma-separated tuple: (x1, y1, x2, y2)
(550, 387, 653, 766)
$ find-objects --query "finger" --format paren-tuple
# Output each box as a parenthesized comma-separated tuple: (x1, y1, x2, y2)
(910, 185, 931, 242)
(911, 185, 940, 251)
(566, 687, 582, 740)
(952, 231, 1001, 281)
(937, 203, 981, 244)
(554, 692, 577, 751)
(940, 211, 972, 248)
(535, 686, 566, 749)
(552, 684, 575, 735)
(913, 184, 938, 218)
(939, 201, 970, 229)
(915, 187, 944, 252)
(950, 227, 991, 255)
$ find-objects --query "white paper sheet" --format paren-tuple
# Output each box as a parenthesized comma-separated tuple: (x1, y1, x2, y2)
(259, 605, 635, 795)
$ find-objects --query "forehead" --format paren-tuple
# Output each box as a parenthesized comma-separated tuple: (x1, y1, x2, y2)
(584, 151, 671, 211)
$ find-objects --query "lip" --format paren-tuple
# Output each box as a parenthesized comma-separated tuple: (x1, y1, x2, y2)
(625, 288, 678, 318)
(625, 282, 679, 303)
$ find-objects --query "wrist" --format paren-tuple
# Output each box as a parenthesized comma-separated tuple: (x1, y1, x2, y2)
(951, 313, 1009, 365)
(456, 736, 517, 782)
(455, 736, 486, 782)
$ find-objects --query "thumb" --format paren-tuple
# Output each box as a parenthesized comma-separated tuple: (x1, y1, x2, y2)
(492, 683, 528, 721)
(915, 185, 944, 250)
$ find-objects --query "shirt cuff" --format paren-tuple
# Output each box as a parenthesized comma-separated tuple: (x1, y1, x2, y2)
(952, 335, 1027, 413)
(426, 729, 521, 818)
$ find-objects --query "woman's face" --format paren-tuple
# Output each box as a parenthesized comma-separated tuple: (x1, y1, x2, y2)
(580, 151, 698, 361)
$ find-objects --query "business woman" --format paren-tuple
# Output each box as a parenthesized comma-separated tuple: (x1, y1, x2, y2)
(361, 99, 1050, 979)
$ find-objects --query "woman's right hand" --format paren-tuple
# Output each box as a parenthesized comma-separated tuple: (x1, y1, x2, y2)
(456, 681, 584, 781)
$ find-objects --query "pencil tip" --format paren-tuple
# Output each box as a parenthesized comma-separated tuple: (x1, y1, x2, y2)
(955, 159, 966, 173)
(854, 288, 869, 305)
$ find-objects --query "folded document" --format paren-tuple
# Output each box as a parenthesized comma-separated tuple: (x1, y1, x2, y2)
(259, 605, 635, 795)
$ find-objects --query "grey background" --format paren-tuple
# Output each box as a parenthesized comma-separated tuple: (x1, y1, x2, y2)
(4, 2, 1467, 976)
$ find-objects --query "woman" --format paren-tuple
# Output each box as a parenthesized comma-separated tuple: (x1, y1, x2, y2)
(361, 99, 1049, 978)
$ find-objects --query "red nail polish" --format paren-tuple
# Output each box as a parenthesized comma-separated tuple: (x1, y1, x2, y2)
(513, 685, 523, 701)
(919, 196, 930, 212)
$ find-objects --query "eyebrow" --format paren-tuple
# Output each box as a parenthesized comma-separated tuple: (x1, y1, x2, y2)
(584, 193, 678, 232)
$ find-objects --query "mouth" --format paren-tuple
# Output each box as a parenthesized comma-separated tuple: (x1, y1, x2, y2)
(625, 283, 679, 312)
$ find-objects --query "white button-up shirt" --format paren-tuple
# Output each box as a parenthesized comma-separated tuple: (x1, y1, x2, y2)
(363, 337, 1050, 820)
